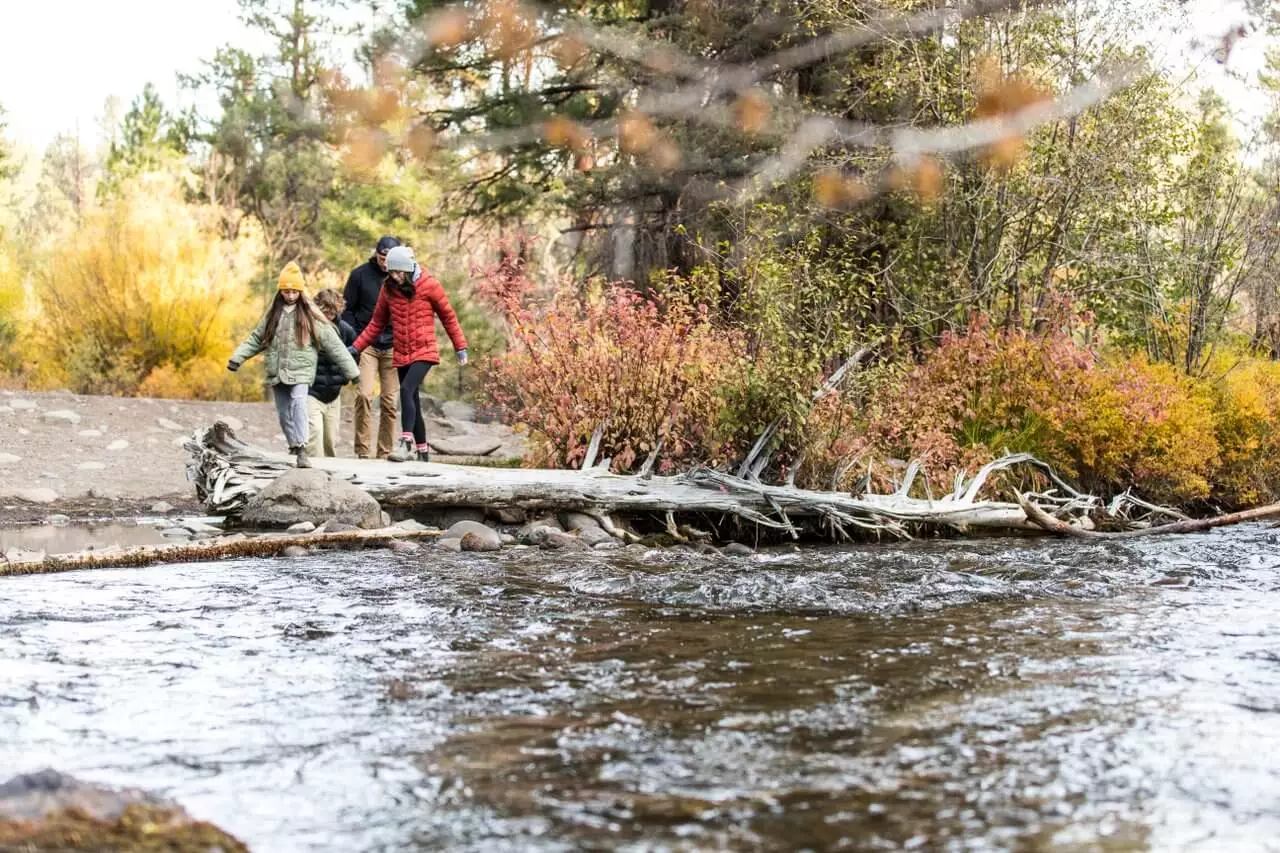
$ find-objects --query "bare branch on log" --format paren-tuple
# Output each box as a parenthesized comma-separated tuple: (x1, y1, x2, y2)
(1017, 493, 1280, 539)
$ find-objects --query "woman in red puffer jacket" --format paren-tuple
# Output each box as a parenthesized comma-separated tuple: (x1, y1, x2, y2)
(351, 246, 468, 462)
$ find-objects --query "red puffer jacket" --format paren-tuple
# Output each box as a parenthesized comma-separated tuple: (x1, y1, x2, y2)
(352, 268, 467, 366)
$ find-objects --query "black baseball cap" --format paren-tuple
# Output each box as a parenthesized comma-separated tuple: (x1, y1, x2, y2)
(375, 236, 401, 255)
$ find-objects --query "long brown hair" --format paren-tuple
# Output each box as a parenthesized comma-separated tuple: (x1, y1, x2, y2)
(261, 292, 327, 348)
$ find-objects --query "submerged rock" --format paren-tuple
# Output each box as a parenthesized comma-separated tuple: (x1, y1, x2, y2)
(0, 768, 249, 851)
(722, 542, 755, 557)
(541, 531, 590, 552)
(241, 469, 382, 530)
(565, 513, 614, 546)
(444, 520, 502, 551)
(517, 516, 563, 546)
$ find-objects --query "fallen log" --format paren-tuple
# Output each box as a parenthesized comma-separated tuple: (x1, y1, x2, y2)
(1017, 492, 1280, 539)
(185, 423, 1102, 540)
(0, 527, 441, 578)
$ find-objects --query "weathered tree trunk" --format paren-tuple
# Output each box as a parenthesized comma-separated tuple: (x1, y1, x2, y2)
(185, 423, 1105, 540)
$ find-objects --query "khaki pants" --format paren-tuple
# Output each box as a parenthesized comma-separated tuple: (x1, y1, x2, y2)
(354, 347, 399, 458)
(306, 396, 342, 457)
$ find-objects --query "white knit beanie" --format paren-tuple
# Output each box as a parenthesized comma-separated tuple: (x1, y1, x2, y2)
(385, 246, 416, 273)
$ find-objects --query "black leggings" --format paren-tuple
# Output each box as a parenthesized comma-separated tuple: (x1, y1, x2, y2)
(397, 361, 434, 446)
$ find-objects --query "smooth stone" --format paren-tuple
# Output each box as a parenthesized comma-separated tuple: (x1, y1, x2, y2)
(461, 531, 501, 552)
(287, 521, 317, 534)
(44, 514, 71, 525)
(393, 519, 435, 533)
(443, 520, 502, 550)
(0, 453, 19, 464)
(150, 501, 174, 514)
(428, 435, 503, 457)
(42, 410, 81, 425)
(157, 417, 185, 431)
(437, 537, 463, 552)
(8, 399, 38, 410)
(0, 487, 59, 504)
(107, 439, 129, 451)
(282, 545, 310, 558)
(541, 531, 590, 551)
(77, 429, 102, 438)
(77, 462, 106, 471)
(722, 542, 755, 557)
(388, 539, 421, 555)
(499, 533, 516, 547)
(88, 486, 123, 500)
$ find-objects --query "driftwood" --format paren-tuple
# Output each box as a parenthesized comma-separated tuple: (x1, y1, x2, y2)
(1017, 493, 1280, 539)
(0, 527, 442, 578)
(186, 423, 1112, 540)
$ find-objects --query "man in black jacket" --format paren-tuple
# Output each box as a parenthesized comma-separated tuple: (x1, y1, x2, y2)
(342, 235, 400, 458)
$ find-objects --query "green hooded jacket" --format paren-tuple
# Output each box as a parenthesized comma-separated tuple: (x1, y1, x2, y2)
(229, 305, 360, 386)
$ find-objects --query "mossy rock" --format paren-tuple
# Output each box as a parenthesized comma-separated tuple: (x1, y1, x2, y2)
(0, 802, 249, 851)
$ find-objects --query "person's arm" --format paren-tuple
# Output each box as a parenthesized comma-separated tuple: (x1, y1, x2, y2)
(339, 319, 357, 346)
(351, 289, 389, 353)
(340, 269, 361, 329)
(317, 320, 361, 382)
(425, 275, 468, 357)
(227, 313, 269, 370)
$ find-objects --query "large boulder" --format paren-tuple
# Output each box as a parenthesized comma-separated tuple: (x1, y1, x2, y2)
(241, 469, 383, 529)
(441, 520, 502, 551)
(0, 769, 249, 852)
(427, 436, 503, 457)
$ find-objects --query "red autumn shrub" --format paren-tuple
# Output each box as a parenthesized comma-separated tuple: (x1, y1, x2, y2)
(480, 281, 747, 472)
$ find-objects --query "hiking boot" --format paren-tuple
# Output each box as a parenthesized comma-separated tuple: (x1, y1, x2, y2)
(388, 437, 416, 463)
(416, 448, 431, 463)
(294, 446, 312, 468)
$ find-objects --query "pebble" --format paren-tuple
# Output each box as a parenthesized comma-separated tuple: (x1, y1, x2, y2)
(157, 417, 185, 431)
(77, 429, 103, 438)
(9, 399, 38, 410)
(287, 521, 317, 534)
(150, 501, 174, 513)
(42, 410, 81, 425)
(107, 439, 129, 451)
(0, 453, 19, 465)
(44, 514, 70, 525)
(77, 462, 106, 471)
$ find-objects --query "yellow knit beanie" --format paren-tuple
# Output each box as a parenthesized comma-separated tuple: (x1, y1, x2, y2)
(277, 262, 306, 293)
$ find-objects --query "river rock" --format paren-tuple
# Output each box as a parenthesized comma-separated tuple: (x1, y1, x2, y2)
(393, 519, 435, 533)
(0, 769, 250, 852)
(44, 514, 70, 525)
(442, 400, 477, 422)
(428, 435, 502, 457)
(282, 545, 310, 558)
(0, 487, 59, 504)
(388, 539, 421, 555)
(722, 542, 755, 557)
(460, 531, 501, 552)
(541, 531, 590, 552)
(499, 533, 516, 546)
(78, 429, 103, 437)
(88, 485, 123, 500)
(241, 469, 383, 529)
(77, 461, 106, 471)
(287, 521, 317, 534)
(0, 453, 19, 465)
(41, 409, 81, 425)
(565, 512, 614, 546)
(150, 501, 174, 514)
(437, 537, 463, 552)
(157, 417, 185, 431)
(444, 520, 502, 551)
(317, 519, 359, 534)
(8, 399, 37, 410)
(492, 507, 527, 525)
(106, 439, 129, 451)
(518, 515, 564, 545)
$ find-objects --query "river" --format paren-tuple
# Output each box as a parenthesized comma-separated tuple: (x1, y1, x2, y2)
(2, 527, 1279, 851)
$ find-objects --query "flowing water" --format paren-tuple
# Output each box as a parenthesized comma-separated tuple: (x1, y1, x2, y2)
(2, 528, 1280, 852)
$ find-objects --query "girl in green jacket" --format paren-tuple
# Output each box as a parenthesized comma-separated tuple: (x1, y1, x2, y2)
(228, 262, 360, 468)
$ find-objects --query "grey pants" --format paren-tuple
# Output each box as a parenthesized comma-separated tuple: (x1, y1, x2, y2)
(272, 383, 310, 449)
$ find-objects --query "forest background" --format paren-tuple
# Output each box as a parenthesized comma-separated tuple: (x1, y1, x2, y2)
(4, 0, 1280, 511)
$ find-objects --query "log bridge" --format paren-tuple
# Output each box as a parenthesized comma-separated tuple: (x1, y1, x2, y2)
(183, 422, 1183, 542)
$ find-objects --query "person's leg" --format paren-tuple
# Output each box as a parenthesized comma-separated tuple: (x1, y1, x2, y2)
(396, 363, 419, 440)
(322, 398, 339, 457)
(410, 364, 431, 450)
(354, 348, 379, 458)
(376, 348, 400, 458)
(271, 384, 294, 449)
(288, 383, 310, 449)
(305, 396, 324, 456)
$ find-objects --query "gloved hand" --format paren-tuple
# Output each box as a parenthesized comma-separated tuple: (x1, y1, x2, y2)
(226, 360, 239, 372)
(456, 348, 469, 366)
(348, 345, 360, 359)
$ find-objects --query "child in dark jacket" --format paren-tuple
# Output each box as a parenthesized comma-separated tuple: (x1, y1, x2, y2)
(306, 289, 358, 457)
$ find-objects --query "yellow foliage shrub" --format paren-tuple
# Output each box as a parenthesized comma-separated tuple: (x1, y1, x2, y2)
(137, 356, 263, 402)
(1212, 358, 1280, 508)
(27, 170, 264, 397)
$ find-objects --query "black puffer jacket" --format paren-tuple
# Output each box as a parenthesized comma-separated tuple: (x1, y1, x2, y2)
(341, 257, 394, 350)
(309, 319, 357, 404)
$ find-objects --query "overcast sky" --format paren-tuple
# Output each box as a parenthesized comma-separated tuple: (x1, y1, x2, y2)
(0, 0, 1271, 155)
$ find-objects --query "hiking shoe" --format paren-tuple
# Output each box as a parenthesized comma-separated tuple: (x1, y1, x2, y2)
(416, 449, 431, 463)
(388, 437, 416, 463)
(295, 446, 312, 468)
